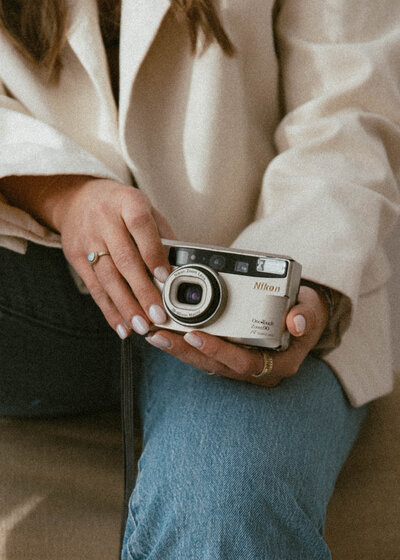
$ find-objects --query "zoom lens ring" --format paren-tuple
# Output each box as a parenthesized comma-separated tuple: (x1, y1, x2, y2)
(163, 265, 223, 326)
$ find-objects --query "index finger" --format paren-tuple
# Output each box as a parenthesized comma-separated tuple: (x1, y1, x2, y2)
(121, 194, 170, 282)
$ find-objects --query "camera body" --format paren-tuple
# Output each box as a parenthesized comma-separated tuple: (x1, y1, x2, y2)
(153, 240, 302, 351)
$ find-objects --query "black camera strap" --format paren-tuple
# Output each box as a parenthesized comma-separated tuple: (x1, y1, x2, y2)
(120, 336, 137, 550)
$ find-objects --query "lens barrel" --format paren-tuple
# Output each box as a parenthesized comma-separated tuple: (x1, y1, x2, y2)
(162, 265, 223, 326)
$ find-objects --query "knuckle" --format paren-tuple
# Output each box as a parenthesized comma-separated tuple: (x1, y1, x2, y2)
(88, 283, 108, 306)
(88, 286, 120, 327)
(97, 262, 117, 284)
(112, 246, 134, 270)
(65, 245, 81, 262)
(90, 200, 110, 221)
(217, 365, 232, 378)
(132, 281, 156, 305)
(236, 356, 255, 377)
(125, 209, 153, 231)
(142, 243, 164, 264)
(202, 339, 220, 361)
(264, 378, 281, 388)
(125, 188, 149, 206)
(308, 308, 318, 331)
(284, 363, 300, 378)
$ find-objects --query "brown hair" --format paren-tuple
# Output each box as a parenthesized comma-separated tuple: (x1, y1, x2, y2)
(0, 0, 234, 79)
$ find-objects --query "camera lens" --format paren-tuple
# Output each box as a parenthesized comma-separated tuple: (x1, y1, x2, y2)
(177, 283, 203, 305)
(162, 264, 225, 327)
(209, 255, 226, 270)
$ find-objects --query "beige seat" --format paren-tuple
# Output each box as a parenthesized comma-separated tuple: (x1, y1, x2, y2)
(0, 375, 399, 560)
(0, 412, 123, 560)
(325, 374, 400, 559)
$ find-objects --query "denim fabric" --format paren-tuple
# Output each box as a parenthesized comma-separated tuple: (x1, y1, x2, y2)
(122, 343, 367, 560)
(0, 243, 368, 558)
(0, 243, 121, 417)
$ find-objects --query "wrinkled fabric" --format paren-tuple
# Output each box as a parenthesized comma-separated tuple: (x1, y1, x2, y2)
(122, 342, 367, 559)
(0, 0, 399, 404)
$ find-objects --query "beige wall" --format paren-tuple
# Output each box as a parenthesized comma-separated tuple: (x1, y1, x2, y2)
(385, 219, 400, 370)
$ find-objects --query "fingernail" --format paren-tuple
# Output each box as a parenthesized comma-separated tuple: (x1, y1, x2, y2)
(146, 333, 171, 349)
(294, 314, 306, 334)
(132, 315, 150, 335)
(116, 324, 129, 339)
(154, 266, 169, 283)
(149, 304, 167, 324)
(184, 332, 203, 348)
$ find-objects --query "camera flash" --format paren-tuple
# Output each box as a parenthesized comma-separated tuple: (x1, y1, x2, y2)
(257, 257, 287, 276)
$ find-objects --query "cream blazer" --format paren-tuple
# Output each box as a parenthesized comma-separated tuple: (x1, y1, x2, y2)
(0, 0, 399, 406)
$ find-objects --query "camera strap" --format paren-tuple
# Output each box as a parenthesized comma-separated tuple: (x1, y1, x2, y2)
(120, 336, 138, 550)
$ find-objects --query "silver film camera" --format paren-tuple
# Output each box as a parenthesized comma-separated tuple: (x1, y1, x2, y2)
(153, 240, 302, 351)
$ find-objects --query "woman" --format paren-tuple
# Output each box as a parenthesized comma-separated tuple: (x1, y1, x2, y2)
(0, 0, 398, 558)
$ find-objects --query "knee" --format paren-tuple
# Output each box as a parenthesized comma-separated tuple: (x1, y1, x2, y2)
(125, 465, 330, 560)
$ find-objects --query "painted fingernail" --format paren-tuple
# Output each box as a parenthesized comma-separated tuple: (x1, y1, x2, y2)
(132, 315, 150, 335)
(154, 266, 169, 283)
(146, 333, 171, 349)
(117, 324, 129, 339)
(294, 314, 306, 334)
(184, 332, 203, 348)
(149, 304, 167, 324)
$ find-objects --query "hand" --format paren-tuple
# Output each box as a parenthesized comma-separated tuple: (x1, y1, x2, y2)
(145, 285, 330, 386)
(56, 177, 176, 339)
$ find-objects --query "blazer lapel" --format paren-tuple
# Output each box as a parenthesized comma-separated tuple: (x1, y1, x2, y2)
(119, 0, 170, 131)
(64, 0, 171, 167)
(66, 0, 118, 123)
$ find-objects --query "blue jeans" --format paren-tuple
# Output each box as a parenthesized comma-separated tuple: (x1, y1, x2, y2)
(0, 244, 367, 558)
(122, 341, 367, 560)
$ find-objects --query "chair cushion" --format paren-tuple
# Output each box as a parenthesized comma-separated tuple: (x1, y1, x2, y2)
(325, 374, 400, 558)
(0, 412, 123, 560)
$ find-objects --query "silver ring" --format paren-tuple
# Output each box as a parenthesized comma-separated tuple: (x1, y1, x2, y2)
(87, 250, 110, 268)
(252, 351, 274, 379)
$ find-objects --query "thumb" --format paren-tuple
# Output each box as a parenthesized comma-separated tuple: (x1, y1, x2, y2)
(286, 303, 318, 339)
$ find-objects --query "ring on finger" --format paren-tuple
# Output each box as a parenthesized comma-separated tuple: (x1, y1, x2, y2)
(87, 250, 111, 268)
(252, 350, 274, 379)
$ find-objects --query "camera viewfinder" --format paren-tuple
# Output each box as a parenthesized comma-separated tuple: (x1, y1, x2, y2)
(234, 261, 249, 273)
(175, 249, 190, 266)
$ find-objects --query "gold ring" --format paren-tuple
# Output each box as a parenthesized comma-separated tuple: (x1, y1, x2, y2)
(87, 251, 110, 268)
(252, 350, 274, 379)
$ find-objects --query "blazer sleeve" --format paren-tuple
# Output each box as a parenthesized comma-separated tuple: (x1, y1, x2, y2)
(0, 81, 122, 254)
(233, 0, 400, 308)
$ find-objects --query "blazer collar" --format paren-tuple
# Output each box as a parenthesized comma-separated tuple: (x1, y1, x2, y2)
(66, 0, 117, 116)
(66, 0, 171, 141)
(119, 0, 170, 129)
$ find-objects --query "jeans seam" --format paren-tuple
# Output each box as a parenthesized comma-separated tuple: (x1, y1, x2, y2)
(139, 348, 159, 445)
